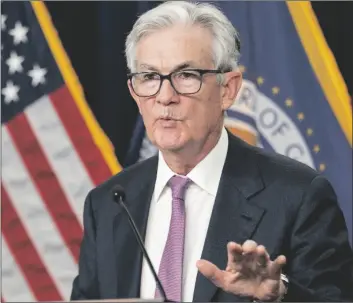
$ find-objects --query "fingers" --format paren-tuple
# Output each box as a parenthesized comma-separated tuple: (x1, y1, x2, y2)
(198, 241, 287, 298)
(256, 245, 270, 268)
(226, 242, 243, 270)
(226, 240, 286, 279)
(226, 240, 260, 267)
(242, 240, 258, 254)
(227, 240, 262, 270)
(196, 259, 224, 288)
(242, 241, 269, 269)
(268, 255, 287, 278)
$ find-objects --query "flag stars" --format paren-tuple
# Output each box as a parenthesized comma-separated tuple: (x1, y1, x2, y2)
(285, 99, 293, 107)
(2, 81, 20, 104)
(1, 14, 7, 31)
(313, 145, 320, 153)
(6, 51, 24, 74)
(319, 163, 326, 172)
(297, 112, 305, 121)
(257, 77, 264, 85)
(28, 64, 47, 87)
(306, 128, 313, 136)
(272, 87, 280, 95)
(9, 21, 29, 45)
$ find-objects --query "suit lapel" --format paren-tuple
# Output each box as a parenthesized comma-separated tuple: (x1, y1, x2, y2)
(193, 134, 267, 302)
(113, 157, 158, 299)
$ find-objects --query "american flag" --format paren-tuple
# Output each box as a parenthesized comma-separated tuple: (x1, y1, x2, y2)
(1, 2, 120, 301)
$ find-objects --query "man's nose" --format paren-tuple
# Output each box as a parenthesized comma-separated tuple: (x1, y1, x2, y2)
(156, 79, 178, 105)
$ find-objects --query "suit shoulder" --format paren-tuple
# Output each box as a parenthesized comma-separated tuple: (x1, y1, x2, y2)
(229, 133, 320, 185)
(228, 135, 332, 213)
(87, 155, 158, 209)
(255, 145, 319, 182)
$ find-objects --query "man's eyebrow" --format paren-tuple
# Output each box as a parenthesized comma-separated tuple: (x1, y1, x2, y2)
(171, 62, 196, 72)
(139, 64, 159, 72)
(138, 61, 198, 73)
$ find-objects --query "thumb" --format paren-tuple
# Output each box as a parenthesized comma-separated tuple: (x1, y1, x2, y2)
(196, 260, 224, 288)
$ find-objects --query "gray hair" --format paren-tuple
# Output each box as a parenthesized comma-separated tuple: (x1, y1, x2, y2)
(125, 1, 241, 73)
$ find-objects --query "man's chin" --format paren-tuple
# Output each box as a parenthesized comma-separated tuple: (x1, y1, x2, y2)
(152, 130, 186, 152)
(157, 141, 184, 153)
(154, 136, 186, 153)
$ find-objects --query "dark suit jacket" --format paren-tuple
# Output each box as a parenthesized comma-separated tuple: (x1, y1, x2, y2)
(71, 132, 353, 302)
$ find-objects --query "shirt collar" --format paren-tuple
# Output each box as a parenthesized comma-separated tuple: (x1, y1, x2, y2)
(153, 151, 176, 202)
(153, 127, 229, 200)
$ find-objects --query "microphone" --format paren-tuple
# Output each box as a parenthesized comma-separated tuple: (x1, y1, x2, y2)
(112, 185, 171, 302)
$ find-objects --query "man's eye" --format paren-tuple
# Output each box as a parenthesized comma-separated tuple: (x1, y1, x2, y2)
(142, 73, 159, 80)
(177, 72, 200, 79)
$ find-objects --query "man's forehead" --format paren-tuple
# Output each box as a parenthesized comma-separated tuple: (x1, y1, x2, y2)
(133, 25, 213, 71)
(134, 43, 213, 72)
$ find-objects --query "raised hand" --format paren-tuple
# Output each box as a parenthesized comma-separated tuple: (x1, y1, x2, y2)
(196, 240, 287, 301)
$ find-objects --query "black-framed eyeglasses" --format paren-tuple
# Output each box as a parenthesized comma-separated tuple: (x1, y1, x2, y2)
(127, 69, 222, 97)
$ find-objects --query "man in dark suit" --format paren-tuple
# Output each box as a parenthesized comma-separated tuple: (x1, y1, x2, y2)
(71, 1, 353, 302)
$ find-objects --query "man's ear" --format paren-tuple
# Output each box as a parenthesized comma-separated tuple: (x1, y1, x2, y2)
(221, 71, 243, 111)
(127, 79, 142, 113)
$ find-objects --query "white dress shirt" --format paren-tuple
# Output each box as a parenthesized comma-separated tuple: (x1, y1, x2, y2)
(140, 127, 229, 302)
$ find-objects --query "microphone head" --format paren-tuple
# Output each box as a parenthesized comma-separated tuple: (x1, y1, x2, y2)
(112, 184, 126, 203)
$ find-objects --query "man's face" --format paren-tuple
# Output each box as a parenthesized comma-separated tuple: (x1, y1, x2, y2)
(128, 24, 241, 153)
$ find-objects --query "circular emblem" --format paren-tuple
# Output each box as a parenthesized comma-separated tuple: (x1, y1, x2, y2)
(226, 79, 315, 169)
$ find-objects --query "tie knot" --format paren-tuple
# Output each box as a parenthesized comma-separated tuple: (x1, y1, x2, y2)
(168, 175, 190, 200)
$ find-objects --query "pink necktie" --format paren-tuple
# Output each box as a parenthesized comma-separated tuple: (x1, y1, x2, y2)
(155, 175, 190, 302)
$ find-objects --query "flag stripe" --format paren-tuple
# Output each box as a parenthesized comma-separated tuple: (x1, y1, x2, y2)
(50, 86, 112, 185)
(2, 2, 120, 301)
(1, 185, 62, 301)
(26, 93, 96, 225)
(6, 113, 83, 262)
(31, 1, 121, 175)
(2, 124, 78, 299)
(1, 238, 36, 302)
(287, 1, 352, 146)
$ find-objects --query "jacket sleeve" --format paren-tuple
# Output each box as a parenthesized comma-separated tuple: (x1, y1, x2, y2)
(71, 191, 100, 300)
(284, 175, 353, 302)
